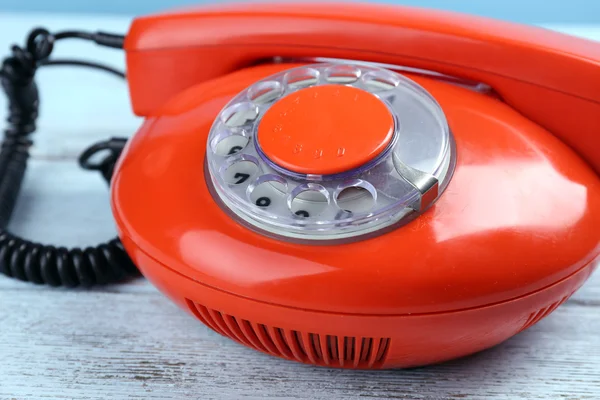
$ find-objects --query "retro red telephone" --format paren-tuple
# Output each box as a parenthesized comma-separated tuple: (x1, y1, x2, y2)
(1, 2, 599, 369)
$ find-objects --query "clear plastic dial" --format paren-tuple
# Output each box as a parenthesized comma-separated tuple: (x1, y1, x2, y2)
(205, 62, 456, 241)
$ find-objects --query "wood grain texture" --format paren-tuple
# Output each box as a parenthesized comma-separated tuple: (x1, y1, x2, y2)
(0, 12, 599, 400)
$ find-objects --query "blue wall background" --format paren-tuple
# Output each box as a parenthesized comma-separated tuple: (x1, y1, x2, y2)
(2, 0, 599, 24)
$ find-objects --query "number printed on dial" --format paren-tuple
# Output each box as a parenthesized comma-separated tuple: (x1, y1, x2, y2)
(223, 160, 258, 185)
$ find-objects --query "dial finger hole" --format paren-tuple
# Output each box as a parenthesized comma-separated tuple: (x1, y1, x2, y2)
(248, 81, 284, 104)
(334, 180, 377, 214)
(247, 174, 288, 208)
(324, 64, 361, 83)
(362, 70, 400, 92)
(221, 155, 259, 185)
(284, 68, 319, 89)
(288, 183, 330, 218)
(210, 129, 249, 156)
(221, 102, 259, 127)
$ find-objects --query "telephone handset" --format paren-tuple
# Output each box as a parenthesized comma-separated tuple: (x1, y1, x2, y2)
(124, 2, 600, 173)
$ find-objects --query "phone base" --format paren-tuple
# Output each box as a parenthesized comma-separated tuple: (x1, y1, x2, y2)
(125, 234, 596, 369)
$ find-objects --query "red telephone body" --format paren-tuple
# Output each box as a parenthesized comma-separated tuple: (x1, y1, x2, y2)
(111, 2, 600, 369)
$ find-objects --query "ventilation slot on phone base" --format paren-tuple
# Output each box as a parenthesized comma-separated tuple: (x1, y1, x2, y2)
(185, 299, 390, 368)
(520, 293, 573, 332)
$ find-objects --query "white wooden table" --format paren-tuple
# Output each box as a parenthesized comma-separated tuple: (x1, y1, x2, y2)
(1, 12, 599, 400)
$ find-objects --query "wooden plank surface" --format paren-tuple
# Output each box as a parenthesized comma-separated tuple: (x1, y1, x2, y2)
(1, 11, 600, 400)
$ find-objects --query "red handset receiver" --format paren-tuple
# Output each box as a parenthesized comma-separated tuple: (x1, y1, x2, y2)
(111, 2, 600, 368)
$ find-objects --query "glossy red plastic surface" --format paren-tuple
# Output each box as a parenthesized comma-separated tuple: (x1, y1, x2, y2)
(257, 84, 394, 175)
(112, 63, 600, 316)
(124, 238, 595, 368)
(123, 2, 600, 173)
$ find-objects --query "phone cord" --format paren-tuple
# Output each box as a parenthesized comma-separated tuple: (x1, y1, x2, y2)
(0, 27, 140, 286)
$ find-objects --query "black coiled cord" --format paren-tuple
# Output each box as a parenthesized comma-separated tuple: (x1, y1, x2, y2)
(0, 27, 140, 286)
